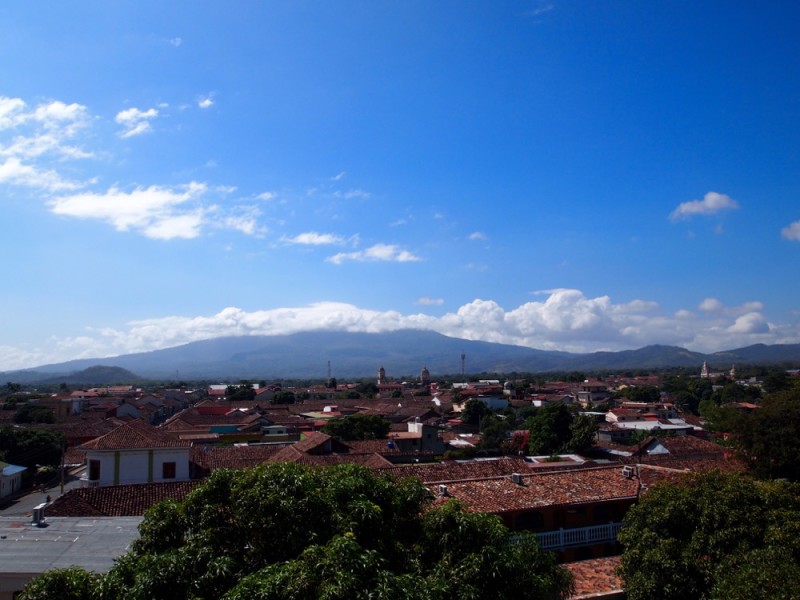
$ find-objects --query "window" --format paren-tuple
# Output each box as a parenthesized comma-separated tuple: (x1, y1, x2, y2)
(162, 462, 176, 479)
(89, 459, 101, 481)
(515, 511, 545, 531)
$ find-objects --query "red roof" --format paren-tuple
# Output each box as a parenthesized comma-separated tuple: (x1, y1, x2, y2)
(429, 466, 640, 513)
(565, 556, 623, 599)
(79, 419, 190, 450)
(48, 481, 198, 516)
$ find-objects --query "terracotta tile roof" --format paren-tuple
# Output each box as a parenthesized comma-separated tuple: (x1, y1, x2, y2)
(380, 457, 533, 483)
(191, 444, 283, 472)
(162, 409, 262, 428)
(292, 431, 333, 453)
(264, 445, 392, 468)
(633, 435, 725, 458)
(63, 447, 87, 466)
(79, 419, 190, 450)
(565, 556, 623, 599)
(344, 439, 403, 453)
(47, 481, 199, 516)
(624, 435, 745, 474)
(429, 466, 640, 513)
(28, 415, 123, 438)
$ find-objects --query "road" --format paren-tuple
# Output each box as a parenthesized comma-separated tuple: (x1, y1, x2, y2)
(0, 466, 85, 517)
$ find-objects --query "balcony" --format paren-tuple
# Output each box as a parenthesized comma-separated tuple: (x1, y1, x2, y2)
(536, 522, 624, 551)
(80, 477, 100, 488)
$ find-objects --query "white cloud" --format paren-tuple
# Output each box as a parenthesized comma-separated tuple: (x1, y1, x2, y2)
(283, 232, 346, 246)
(727, 312, 770, 334)
(416, 296, 444, 306)
(781, 220, 800, 241)
(198, 97, 214, 109)
(669, 191, 739, 221)
(699, 297, 724, 312)
(169, 37, 183, 47)
(0, 97, 92, 191)
(527, 3, 554, 18)
(333, 189, 370, 200)
(331, 171, 346, 181)
(0, 156, 83, 191)
(327, 243, 421, 265)
(0, 97, 27, 128)
(49, 182, 208, 239)
(217, 206, 264, 236)
(257, 191, 276, 201)
(5, 290, 800, 370)
(115, 107, 158, 138)
(469, 231, 488, 241)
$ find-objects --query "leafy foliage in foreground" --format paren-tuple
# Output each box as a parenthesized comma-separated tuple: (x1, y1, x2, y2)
(21, 463, 572, 600)
(618, 471, 800, 600)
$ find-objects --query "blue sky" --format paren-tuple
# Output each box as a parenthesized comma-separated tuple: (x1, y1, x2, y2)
(1, 1, 799, 371)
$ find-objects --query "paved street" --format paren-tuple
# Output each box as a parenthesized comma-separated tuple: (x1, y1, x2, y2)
(0, 467, 85, 517)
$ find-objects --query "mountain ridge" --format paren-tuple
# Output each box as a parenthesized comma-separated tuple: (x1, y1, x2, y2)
(3, 330, 800, 383)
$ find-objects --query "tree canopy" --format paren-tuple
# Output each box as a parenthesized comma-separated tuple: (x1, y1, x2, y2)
(321, 414, 390, 440)
(459, 398, 488, 425)
(20, 463, 572, 600)
(618, 470, 800, 600)
(726, 387, 800, 481)
(526, 403, 598, 455)
(0, 426, 65, 469)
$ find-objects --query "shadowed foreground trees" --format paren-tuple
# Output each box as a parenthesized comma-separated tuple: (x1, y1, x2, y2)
(19, 463, 572, 600)
(618, 471, 800, 600)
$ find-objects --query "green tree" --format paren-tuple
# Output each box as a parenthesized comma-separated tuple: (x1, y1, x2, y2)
(618, 471, 800, 600)
(225, 382, 256, 402)
(566, 414, 598, 454)
(271, 391, 296, 405)
(762, 369, 790, 394)
(13, 403, 55, 424)
(419, 499, 573, 600)
(460, 398, 487, 425)
(620, 386, 661, 403)
(17, 566, 99, 600)
(527, 403, 573, 455)
(0, 426, 65, 469)
(322, 415, 390, 440)
(22, 463, 574, 600)
(477, 413, 512, 451)
(729, 388, 800, 480)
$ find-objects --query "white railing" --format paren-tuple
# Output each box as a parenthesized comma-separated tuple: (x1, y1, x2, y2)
(80, 477, 100, 488)
(536, 522, 623, 550)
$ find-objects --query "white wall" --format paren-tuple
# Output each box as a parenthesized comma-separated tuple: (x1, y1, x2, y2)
(85, 448, 190, 486)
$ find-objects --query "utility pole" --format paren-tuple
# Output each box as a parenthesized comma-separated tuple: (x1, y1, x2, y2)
(60, 442, 65, 495)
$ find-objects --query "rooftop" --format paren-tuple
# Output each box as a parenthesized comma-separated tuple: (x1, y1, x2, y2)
(47, 481, 199, 517)
(565, 556, 623, 599)
(430, 466, 640, 513)
(0, 516, 142, 575)
(79, 419, 190, 451)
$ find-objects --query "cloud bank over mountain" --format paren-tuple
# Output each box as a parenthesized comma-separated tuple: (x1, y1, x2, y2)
(2, 289, 797, 372)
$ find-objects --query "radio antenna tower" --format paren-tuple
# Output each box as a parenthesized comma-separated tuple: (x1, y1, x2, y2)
(327, 360, 331, 380)
(461, 352, 466, 377)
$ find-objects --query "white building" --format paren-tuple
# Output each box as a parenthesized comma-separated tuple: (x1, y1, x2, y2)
(79, 419, 191, 487)
(0, 462, 25, 499)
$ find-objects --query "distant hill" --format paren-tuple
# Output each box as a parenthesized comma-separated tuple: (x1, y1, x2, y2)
(38, 365, 146, 386)
(3, 331, 800, 383)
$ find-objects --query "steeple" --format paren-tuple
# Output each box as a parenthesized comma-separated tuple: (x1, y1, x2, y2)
(701, 361, 709, 378)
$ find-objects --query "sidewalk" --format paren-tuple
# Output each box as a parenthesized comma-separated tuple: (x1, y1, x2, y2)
(0, 467, 85, 517)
